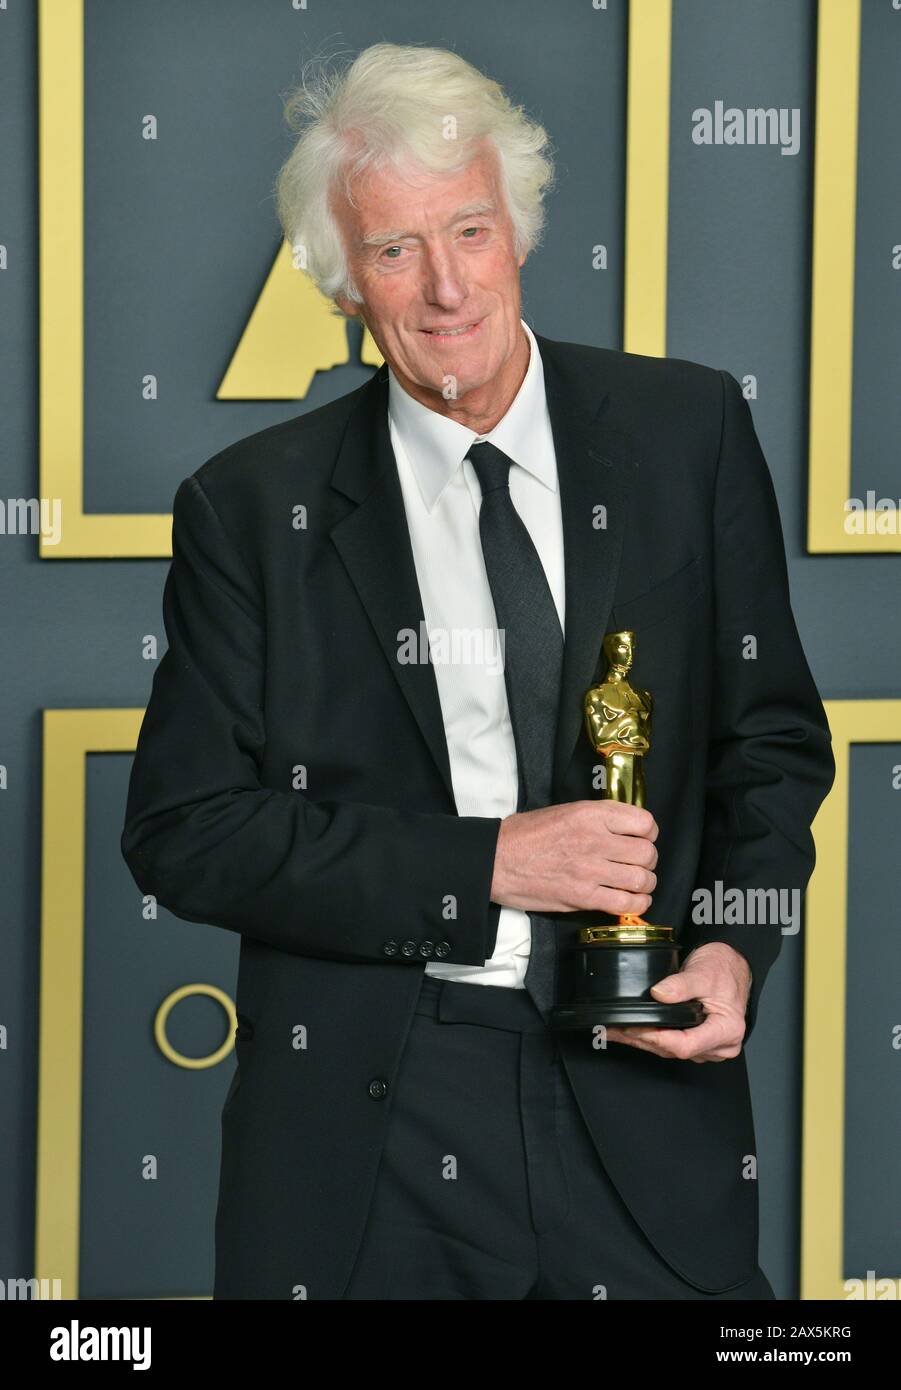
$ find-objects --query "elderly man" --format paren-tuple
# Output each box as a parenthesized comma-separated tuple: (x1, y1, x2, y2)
(122, 43, 834, 1300)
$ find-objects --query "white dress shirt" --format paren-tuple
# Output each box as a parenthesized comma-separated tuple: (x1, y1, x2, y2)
(388, 319, 565, 987)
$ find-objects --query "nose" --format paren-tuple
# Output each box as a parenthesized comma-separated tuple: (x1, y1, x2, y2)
(420, 242, 468, 311)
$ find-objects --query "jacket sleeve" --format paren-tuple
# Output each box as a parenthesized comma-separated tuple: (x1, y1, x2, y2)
(681, 370, 835, 1042)
(121, 472, 503, 966)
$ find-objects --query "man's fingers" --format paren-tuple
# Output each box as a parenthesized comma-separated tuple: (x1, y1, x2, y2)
(582, 886, 653, 917)
(600, 860, 657, 897)
(491, 799, 661, 915)
(604, 833, 659, 869)
(592, 947, 751, 1061)
(600, 803, 659, 842)
(649, 970, 694, 1002)
(605, 1014, 739, 1060)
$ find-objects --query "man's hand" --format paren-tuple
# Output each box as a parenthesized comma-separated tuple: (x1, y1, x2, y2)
(491, 807, 751, 1062)
(490, 800, 658, 918)
(604, 942, 752, 1061)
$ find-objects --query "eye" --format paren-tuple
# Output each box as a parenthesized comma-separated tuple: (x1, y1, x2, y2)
(461, 226, 485, 239)
(382, 245, 405, 260)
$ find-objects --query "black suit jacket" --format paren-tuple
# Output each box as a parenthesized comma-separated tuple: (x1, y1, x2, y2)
(121, 334, 835, 1298)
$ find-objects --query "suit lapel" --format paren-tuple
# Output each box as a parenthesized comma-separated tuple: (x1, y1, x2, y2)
(536, 336, 636, 793)
(328, 336, 637, 810)
(329, 366, 457, 807)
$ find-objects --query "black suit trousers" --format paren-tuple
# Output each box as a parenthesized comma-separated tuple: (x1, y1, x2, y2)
(343, 975, 776, 1301)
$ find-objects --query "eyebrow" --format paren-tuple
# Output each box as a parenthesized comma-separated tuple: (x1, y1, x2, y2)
(358, 201, 498, 249)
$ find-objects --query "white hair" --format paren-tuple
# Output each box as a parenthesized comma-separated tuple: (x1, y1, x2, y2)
(273, 43, 555, 305)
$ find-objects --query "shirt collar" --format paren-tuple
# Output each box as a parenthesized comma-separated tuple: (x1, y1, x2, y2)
(387, 319, 556, 512)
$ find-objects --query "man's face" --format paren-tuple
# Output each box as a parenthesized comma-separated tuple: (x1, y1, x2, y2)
(332, 142, 527, 404)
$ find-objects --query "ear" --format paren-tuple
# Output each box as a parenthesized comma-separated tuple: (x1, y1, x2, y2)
(334, 292, 361, 319)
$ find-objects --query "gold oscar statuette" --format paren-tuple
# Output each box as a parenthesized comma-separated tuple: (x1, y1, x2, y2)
(550, 631, 705, 1031)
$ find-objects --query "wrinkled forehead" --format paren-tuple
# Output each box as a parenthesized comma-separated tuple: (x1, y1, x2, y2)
(331, 140, 503, 232)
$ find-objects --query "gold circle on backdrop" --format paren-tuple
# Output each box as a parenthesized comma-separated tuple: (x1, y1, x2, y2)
(154, 984, 237, 1070)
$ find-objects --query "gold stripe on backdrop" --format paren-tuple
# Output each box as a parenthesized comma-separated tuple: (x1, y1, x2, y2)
(624, 0, 672, 359)
(801, 699, 901, 1298)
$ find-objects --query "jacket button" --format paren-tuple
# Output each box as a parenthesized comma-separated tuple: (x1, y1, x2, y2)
(419, 941, 434, 957)
(400, 940, 418, 957)
(368, 1078, 389, 1100)
(382, 940, 399, 956)
(435, 941, 452, 959)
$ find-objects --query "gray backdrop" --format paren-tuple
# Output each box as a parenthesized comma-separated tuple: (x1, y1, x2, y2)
(1, 0, 898, 1299)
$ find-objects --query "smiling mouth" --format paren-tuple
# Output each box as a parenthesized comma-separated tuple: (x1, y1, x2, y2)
(420, 320, 482, 339)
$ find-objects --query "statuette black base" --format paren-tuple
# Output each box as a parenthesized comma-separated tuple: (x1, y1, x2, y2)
(550, 940, 706, 1031)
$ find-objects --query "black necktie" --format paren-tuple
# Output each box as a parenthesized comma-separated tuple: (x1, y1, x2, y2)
(467, 441, 564, 1018)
